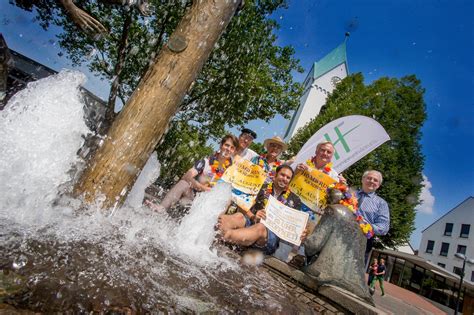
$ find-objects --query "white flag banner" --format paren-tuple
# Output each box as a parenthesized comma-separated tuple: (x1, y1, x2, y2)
(293, 115, 390, 173)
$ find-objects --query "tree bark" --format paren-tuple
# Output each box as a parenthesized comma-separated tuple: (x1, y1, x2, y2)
(105, 9, 133, 128)
(73, 0, 241, 209)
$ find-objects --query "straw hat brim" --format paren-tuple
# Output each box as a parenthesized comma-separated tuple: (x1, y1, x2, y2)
(263, 138, 288, 151)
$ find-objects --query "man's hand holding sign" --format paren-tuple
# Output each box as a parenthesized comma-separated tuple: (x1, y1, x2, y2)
(218, 165, 308, 255)
(260, 195, 309, 246)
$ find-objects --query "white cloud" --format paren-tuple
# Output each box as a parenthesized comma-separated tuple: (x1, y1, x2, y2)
(416, 174, 435, 214)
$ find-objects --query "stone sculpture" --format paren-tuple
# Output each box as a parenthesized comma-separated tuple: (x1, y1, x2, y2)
(304, 204, 374, 304)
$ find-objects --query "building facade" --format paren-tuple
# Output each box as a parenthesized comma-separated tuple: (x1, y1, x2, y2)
(284, 40, 349, 141)
(419, 197, 474, 283)
(370, 248, 474, 314)
(0, 34, 106, 133)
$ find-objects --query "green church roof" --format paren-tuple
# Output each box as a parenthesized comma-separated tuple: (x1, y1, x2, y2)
(311, 41, 348, 79)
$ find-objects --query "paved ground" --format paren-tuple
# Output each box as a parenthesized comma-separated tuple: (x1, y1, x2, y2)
(369, 276, 447, 315)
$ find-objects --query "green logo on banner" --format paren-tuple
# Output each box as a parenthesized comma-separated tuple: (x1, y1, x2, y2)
(323, 124, 361, 160)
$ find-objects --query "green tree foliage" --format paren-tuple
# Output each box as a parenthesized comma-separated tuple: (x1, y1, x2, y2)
(288, 73, 427, 248)
(155, 121, 213, 189)
(250, 142, 265, 155)
(12, 0, 303, 183)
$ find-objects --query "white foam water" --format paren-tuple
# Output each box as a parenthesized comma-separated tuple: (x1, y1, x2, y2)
(0, 71, 89, 221)
(0, 71, 300, 313)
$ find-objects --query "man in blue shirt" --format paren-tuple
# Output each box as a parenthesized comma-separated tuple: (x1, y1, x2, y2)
(356, 170, 390, 263)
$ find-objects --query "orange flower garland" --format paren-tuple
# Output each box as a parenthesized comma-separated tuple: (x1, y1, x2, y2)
(306, 158, 333, 175)
(256, 155, 281, 179)
(263, 182, 291, 206)
(328, 183, 375, 239)
(209, 155, 231, 185)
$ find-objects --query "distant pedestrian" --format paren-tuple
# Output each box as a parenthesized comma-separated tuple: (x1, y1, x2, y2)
(370, 258, 386, 296)
(367, 258, 378, 286)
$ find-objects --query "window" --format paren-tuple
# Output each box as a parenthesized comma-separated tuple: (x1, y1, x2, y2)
(453, 266, 463, 277)
(426, 240, 435, 253)
(437, 263, 446, 268)
(471, 271, 474, 282)
(457, 245, 467, 255)
(444, 223, 453, 236)
(460, 224, 470, 238)
(440, 242, 449, 256)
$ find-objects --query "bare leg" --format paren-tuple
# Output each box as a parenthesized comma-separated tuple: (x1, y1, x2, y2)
(160, 179, 193, 210)
(218, 212, 246, 233)
(223, 223, 267, 247)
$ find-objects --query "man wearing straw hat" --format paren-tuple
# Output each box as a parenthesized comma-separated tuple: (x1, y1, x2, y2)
(251, 136, 287, 182)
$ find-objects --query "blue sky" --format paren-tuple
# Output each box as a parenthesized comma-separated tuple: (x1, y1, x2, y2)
(1, 0, 473, 248)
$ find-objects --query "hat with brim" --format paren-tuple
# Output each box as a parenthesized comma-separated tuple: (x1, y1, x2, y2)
(263, 136, 288, 152)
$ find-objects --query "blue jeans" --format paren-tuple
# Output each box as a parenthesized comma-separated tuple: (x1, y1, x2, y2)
(253, 228, 279, 255)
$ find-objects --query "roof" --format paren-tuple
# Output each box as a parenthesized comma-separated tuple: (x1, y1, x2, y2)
(10, 50, 57, 80)
(394, 240, 415, 254)
(374, 248, 474, 293)
(311, 41, 348, 80)
(421, 196, 474, 233)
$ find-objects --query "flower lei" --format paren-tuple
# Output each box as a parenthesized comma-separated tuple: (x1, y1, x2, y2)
(306, 157, 333, 174)
(328, 182, 375, 239)
(209, 154, 231, 185)
(263, 182, 291, 206)
(257, 155, 282, 179)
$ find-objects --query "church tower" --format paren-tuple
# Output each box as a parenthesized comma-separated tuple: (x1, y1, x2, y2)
(284, 38, 349, 141)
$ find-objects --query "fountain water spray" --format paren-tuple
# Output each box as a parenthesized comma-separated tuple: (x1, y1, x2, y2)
(0, 72, 309, 312)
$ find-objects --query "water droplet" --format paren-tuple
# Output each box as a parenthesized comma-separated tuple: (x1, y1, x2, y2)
(12, 255, 28, 270)
(129, 46, 139, 56)
(86, 48, 97, 59)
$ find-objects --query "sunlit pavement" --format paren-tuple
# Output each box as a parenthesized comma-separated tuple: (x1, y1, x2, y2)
(368, 276, 447, 314)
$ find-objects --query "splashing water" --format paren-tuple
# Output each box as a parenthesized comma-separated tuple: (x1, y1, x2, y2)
(0, 71, 310, 313)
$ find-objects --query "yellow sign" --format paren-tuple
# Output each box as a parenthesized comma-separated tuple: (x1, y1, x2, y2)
(232, 193, 257, 213)
(289, 168, 337, 210)
(222, 159, 267, 194)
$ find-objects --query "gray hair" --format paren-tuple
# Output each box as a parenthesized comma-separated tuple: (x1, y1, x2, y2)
(316, 141, 334, 151)
(362, 170, 383, 184)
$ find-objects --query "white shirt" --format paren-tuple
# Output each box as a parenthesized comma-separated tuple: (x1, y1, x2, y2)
(239, 148, 258, 161)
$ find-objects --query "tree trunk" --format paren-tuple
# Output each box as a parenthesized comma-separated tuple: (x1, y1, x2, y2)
(105, 9, 133, 129)
(73, 0, 241, 209)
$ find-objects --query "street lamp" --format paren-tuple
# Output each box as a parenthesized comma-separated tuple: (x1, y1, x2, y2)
(453, 253, 474, 315)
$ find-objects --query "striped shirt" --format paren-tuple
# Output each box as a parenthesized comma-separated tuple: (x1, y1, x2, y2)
(356, 190, 390, 236)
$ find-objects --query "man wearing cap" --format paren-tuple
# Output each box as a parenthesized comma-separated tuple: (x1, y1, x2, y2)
(235, 128, 258, 161)
(251, 136, 287, 182)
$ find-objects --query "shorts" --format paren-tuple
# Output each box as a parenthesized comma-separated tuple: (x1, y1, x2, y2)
(252, 228, 279, 255)
(244, 215, 252, 227)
